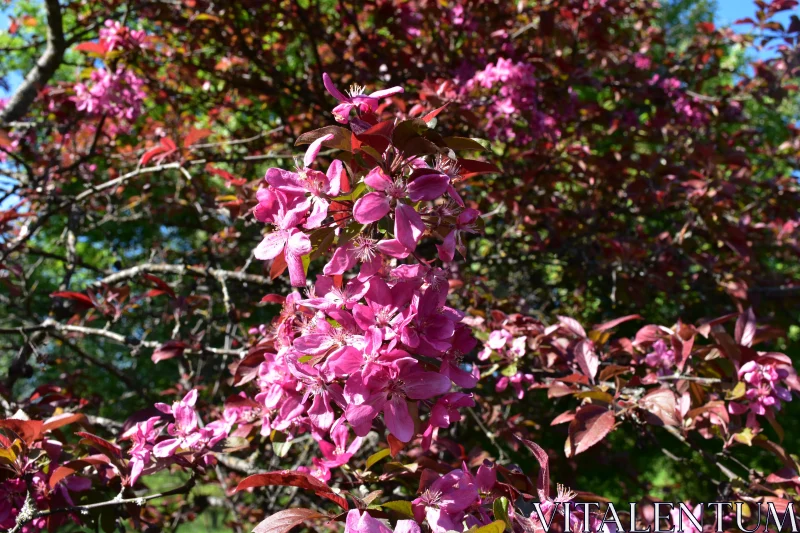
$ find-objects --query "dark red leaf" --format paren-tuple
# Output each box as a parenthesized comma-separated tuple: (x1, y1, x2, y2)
(568, 405, 615, 456)
(207, 166, 247, 186)
(152, 341, 188, 364)
(593, 314, 642, 332)
(140, 145, 165, 166)
(515, 436, 550, 501)
(75, 431, 122, 458)
(356, 120, 395, 154)
(295, 126, 352, 152)
(443, 136, 487, 152)
(252, 508, 326, 533)
(160, 137, 178, 152)
(142, 273, 176, 298)
(74, 42, 108, 55)
(457, 158, 501, 177)
(50, 291, 95, 308)
(551, 411, 575, 426)
(270, 253, 288, 280)
(639, 388, 680, 427)
(0, 419, 43, 445)
(422, 103, 449, 123)
(140, 137, 177, 166)
(633, 324, 666, 345)
(183, 128, 213, 148)
(735, 308, 756, 347)
(574, 339, 599, 381)
(42, 413, 86, 432)
(224, 394, 260, 410)
(557, 316, 587, 338)
(387, 434, 405, 457)
(142, 273, 175, 298)
(49, 460, 92, 489)
(145, 289, 169, 298)
(234, 471, 348, 509)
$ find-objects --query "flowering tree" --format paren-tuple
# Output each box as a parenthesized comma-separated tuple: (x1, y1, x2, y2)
(0, 0, 799, 532)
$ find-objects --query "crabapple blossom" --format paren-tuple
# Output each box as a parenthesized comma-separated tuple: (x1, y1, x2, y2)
(344, 509, 421, 533)
(322, 73, 404, 124)
(728, 358, 795, 429)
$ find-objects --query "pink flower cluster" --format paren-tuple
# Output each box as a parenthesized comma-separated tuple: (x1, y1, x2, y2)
(728, 358, 794, 429)
(72, 67, 147, 121)
(412, 462, 499, 533)
(0, 441, 91, 532)
(479, 329, 535, 399)
(345, 509, 420, 533)
(648, 75, 707, 127)
(644, 338, 676, 375)
(243, 74, 484, 479)
(461, 58, 559, 145)
(125, 390, 228, 485)
(244, 271, 479, 478)
(98, 20, 146, 51)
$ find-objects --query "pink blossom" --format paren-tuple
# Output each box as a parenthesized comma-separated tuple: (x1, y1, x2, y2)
(72, 67, 146, 121)
(99, 20, 146, 51)
(319, 418, 363, 467)
(345, 359, 452, 442)
(430, 392, 475, 429)
(644, 339, 676, 374)
(153, 390, 227, 458)
(344, 509, 421, 533)
(323, 73, 403, 124)
(127, 416, 161, 485)
(412, 468, 480, 533)
(669, 502, 703, 533)
(728, 358, 794, 428)
(437, 208, 480, 262)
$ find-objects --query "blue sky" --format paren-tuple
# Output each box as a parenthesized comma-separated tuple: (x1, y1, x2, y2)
(717, 0, 795, 27)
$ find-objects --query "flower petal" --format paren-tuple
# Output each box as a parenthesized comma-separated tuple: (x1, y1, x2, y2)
(407, 172, 449, 202)
(304, 133, 334, 168)
(254, 231, 287, 260)
(385, 395, 414, 442)
(327, 159, 345, 197)
(353, 192, 391, 224)
(323, 243, 357, 275)
(323, 73, 349, 102)
(403, 371, 452, 399)
(395, 204, 425, 250)
(364, 167, 392, 191)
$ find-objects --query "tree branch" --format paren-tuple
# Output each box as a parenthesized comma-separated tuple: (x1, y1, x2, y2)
(0, 320, 245, 357)
(8, 476, 196, 533)
(0, 0, 66, 124)
(91, 263, 272, 288)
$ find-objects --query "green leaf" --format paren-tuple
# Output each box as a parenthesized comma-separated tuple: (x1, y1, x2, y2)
(337, 223, 365, 246)
(726, 381, 746, 400)
(444, 136, 489, 152)
(270, 431, 293, 458)
(219, 436, 249, 453)
(473, 520, 507, 533)
(493, 497, 511, 531)
(309, 227, 336, 260)
(365, 448, 391, 471)
(392, 119, 429, 149)
(501, 363, 518, 377)
(380, 500, 414, 518)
